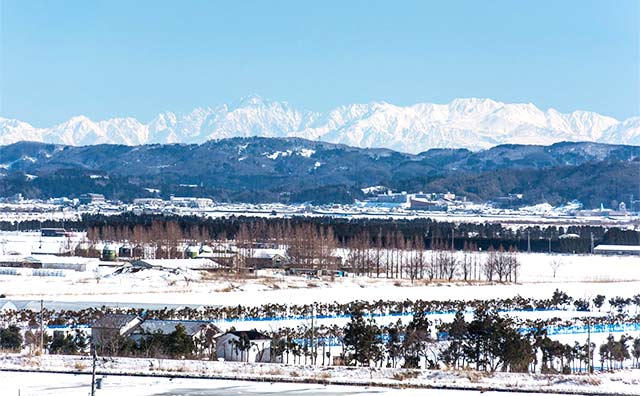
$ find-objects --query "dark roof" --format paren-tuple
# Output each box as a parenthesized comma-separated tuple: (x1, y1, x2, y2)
(228, 330, 270, 340)
(138, 320, 216, 336)
(93, 314, 218, 336)
(93, 313, 137, 329)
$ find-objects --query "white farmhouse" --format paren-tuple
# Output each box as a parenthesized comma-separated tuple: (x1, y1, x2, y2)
(216, 330, 279, 363)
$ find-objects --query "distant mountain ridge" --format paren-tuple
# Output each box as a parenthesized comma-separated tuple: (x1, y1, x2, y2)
(2, 96, 639, 153)
(1, 138, 638, 207)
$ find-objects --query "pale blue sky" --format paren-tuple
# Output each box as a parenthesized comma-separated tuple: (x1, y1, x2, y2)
(1, 0, 638, 126)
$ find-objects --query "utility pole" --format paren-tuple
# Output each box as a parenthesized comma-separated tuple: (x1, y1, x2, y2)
(548, 237, 551, 254)
(527, 230, 531, 253)
(310, 304, 317, 365)
(39, 299, 44, 355)
(90, 344, 97, 396)
(284, 331, 288, 365)
(586, 317, 592, 374)
(590, 232, 594, 254)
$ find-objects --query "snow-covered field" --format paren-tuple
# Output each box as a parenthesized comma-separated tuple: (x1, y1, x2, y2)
(2, 355, 640, 395)
(2, 250, 639, 306)
(0, 231, 86, 255)
(1, 229, 638, 306)
(1, 372, 487, 396)
(1, 228, 638, 302)
(2, 230, 640, 394)
(2, 371, 628, 396)
(10, 278, 640, 311)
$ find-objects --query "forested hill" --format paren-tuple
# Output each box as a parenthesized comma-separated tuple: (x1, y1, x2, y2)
(0, 138, 638, 207)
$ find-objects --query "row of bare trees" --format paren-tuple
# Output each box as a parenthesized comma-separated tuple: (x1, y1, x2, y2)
(84, 221, 520, 281)
(345, 234, 519, 283)
(233, 222, 340, 271)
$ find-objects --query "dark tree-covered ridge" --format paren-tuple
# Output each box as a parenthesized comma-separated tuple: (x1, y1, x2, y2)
(1, 138, 638, 206)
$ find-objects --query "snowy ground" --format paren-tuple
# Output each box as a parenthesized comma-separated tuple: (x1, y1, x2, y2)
(1, 355, 639, 395)
(0, 230, 86, 255)
(3, 250, 637, 373)
(5, 276, 640, 309)
(0, 371, 599, 396)
(1, 249, 639, 305)
(2, 230, 639, 305)
(2, 233, 640, 394)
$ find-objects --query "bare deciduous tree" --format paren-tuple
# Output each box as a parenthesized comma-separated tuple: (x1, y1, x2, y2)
(550, 259, 563, 278)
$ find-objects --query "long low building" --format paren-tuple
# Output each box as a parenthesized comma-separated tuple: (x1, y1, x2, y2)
(593, 244, 640, 256)
(0, 255, 100, 272)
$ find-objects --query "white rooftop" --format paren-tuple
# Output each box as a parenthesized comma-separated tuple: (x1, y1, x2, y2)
(594, 245, 640, 252)
(23, 255, 99, 264)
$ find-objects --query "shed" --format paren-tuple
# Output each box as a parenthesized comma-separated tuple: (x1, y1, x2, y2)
(593, 244, 640, 256)
(23, 255, 99, 272)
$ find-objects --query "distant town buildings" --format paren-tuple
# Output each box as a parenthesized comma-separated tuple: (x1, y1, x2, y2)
(132, 198, 164, 206)
(494, 193, 524, 208)
(131, 196, 214, 209)
(79, 193, 105, 204)
(363, 190, 461, 212)
(169, 195, 213, 208)
(367, 190, 409, 204)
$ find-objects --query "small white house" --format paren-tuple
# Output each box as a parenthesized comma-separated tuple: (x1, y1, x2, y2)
(216, 330, 278, 363)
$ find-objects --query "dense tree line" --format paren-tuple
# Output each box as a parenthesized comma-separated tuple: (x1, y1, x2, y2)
(2, 291, 640, 372)
(3, 292, 640, 328)
(3, 311, 640, 373)
(271, 304, 640, 373)
(0, 324, 23, 350)
(3, 214, 638, 254)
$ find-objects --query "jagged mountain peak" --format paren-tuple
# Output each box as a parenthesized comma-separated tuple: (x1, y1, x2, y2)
(1, 97, 638, 152)
(231, 94, 269, 108)
(448, 97, 502, 113)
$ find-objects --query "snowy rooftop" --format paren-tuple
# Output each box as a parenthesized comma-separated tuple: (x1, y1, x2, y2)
(23, 255, 99, 264)
(139, 319, 215, 336)
(593, 244, 640, 252)
(252, 248, 287, 259)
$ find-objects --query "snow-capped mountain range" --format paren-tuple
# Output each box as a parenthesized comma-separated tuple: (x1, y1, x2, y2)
(1, 96, 639, 153)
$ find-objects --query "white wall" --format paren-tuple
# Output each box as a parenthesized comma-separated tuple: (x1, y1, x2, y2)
(216, 334, 274, 363)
